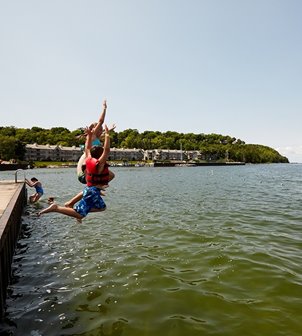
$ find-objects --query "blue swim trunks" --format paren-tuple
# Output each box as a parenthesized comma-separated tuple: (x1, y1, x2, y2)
(75, 186, 106, 217)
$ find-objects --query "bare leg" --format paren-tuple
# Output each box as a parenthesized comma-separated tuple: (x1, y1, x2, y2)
(38, 203, 83, 220)
(32, 193, 42, 203)
(65, 189, 106, 207)
(29, 194, 35, 203)
(30, 193, 41, 203)
(65, 191, 83, 208)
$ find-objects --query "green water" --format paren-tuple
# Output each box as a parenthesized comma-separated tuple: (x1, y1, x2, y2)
(1, 164, 302, 335)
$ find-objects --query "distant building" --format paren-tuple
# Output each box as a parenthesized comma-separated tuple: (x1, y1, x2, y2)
(109, 148, 144, 161)
(186, 150, 202, 161)
(144, 149, 202, 161)
(25, 144, 206, 162)
(154, 149, 184, 161)
(25, 144, 82, 162)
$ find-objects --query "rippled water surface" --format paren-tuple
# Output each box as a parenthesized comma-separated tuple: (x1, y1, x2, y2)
(1, 164, 302, 335)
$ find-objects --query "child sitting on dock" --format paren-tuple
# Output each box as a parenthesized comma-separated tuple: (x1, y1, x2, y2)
(25, 177, 44, 203)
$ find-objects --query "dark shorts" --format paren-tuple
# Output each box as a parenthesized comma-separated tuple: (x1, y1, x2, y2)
(78, 173, 86, 184)
(75, 186, 106, 217)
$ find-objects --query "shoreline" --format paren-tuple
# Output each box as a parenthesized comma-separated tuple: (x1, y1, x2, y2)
(2, 161, 297, 171)
(1, 162, 246, 170)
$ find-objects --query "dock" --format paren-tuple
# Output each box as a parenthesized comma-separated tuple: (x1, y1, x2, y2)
(0, 180, 27, 316)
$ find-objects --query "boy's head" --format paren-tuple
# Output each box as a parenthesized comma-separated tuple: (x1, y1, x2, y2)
(90, 145, 104, 159)
(31, 177, 38, 182)
(47, 197, 54, 204)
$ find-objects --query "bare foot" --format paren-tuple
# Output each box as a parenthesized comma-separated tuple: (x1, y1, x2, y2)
(38, 203, 58, 216)
(76, 218, 82, 224)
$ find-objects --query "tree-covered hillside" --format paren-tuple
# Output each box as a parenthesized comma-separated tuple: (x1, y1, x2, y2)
(0, 126, 289, 163)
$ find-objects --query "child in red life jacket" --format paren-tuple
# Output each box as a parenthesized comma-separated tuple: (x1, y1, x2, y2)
(38, 126, 110, 221)
(66, 99, 115, 207)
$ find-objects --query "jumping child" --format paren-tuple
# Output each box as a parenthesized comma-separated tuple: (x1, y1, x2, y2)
(25, 177, 44, 203)
(38, 125, 110, 222)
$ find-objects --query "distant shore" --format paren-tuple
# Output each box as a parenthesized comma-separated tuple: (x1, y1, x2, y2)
(0, 163, 29, 171)
(0, 161, 248, 171)
(153, 161, 245, 167)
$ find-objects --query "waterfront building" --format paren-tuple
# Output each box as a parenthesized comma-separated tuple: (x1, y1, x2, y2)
(24, 144, 81, 162)
(109, 148, 144, 161)
(24, 144, 204, 162)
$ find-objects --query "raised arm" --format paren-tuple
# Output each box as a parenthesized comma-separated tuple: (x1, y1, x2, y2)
(25, 178, 33, 187)
(98, 125, 110, 164)
(93, 99, 107, 137)
(84, 127, 93, 158)
(25, 179, 39, 188)
(98, 123, 116, 141)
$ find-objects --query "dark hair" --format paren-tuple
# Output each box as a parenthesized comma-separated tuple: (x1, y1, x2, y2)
(90, 146, 103, 159)
(31, 177, 38, 182)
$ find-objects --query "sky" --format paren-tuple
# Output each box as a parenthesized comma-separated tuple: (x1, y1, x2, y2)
(0, 0, 301, 162)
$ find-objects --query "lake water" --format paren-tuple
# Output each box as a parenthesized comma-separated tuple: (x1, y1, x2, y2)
(0, 164, 302, 336)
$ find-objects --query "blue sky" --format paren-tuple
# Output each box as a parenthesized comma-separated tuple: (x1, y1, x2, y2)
(1, 0, 301, 162)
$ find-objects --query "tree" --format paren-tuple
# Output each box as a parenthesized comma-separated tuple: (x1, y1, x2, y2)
(0, 136, 16, 160)
(0, 126, 16, 137)
(0, 126, 289, 163)
(15, 140, 26, 160)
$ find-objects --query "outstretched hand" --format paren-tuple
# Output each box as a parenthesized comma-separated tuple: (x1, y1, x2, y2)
(84, 126, 93, 137)
(103, 99, 107, 110)
(108, 123, 116, 131)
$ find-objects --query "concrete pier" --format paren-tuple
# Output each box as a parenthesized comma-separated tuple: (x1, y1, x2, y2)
(0, 181, 27, 316)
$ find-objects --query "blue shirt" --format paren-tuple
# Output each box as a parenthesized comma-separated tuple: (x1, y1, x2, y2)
(35, 185, 44, 195)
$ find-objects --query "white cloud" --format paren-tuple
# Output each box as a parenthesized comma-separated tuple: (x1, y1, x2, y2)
(276, 145, 302, 163)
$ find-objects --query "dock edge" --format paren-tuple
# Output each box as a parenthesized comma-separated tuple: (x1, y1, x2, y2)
(0, 182, 27, 317)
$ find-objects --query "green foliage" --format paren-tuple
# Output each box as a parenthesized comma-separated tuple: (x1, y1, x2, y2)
(0, 126, 289, 164)
(0, 134, 25, 161)
(0, 126, 17, 137)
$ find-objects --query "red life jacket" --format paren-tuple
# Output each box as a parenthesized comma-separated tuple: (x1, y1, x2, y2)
(85, 157, 110, 187)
